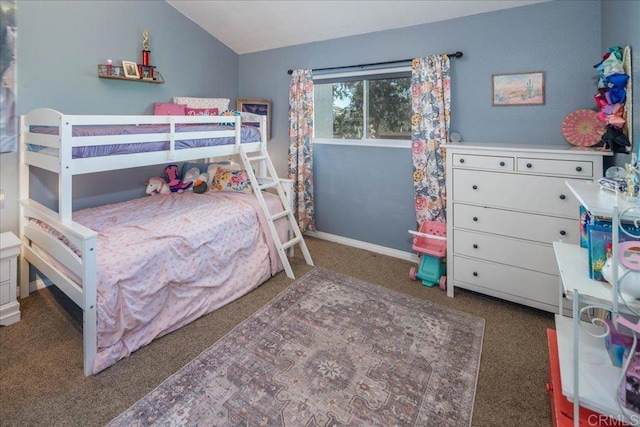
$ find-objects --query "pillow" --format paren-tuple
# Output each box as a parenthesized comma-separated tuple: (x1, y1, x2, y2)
(185, 107, 219, 116)
(211, 166, 252, 193)
(181, 161, 233, 179)
(173, 97, 230, 112)
(154, 103, 186, 116)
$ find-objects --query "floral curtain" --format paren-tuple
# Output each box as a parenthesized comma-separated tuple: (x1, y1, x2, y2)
(410, 55, 451, 225)
(1, 0, 17, 153)
(287, 69, 316, 232)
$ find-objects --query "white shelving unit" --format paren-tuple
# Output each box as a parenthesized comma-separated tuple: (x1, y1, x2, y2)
(554, 180, 640, 426)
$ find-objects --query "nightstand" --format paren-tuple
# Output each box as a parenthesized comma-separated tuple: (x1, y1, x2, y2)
(0, 232, 21, 326)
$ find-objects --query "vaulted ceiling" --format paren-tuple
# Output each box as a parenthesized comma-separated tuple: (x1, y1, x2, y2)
(166, 0, 551, 55)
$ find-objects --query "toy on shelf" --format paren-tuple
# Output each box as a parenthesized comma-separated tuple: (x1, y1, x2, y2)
(408, 220, 447, 290)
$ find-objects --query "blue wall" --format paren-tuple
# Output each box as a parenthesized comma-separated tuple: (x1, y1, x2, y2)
(239, 0, 606, 252)
(12, 0, 238, 218)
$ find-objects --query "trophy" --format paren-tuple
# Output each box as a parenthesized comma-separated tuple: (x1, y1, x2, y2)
(142, 29, 150, 66)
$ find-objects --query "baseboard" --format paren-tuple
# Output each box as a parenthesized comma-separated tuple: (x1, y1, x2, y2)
(305, 231, 418, 263)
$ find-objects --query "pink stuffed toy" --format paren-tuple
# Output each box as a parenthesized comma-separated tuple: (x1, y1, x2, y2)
(165, 164, 192, 193)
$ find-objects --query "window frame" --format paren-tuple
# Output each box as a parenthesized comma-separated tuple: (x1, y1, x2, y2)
(313, 66, 412, 149)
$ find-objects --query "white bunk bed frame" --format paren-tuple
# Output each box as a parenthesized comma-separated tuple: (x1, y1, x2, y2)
(18, 108, 313, 376)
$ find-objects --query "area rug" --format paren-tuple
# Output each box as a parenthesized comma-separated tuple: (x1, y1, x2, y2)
(107, 267, 485, 426)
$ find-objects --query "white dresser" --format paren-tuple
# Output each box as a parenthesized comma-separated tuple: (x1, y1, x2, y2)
(443, 143, 611, 312)
(0, 232, 21, 326)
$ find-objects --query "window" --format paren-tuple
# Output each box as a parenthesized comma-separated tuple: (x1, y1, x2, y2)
(314, 68, 412, 144)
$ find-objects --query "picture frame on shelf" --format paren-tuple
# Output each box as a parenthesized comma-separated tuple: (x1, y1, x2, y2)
(492, 71, 545, 106)
(122, 60, 140, 79)
(237, 98, 272, 140)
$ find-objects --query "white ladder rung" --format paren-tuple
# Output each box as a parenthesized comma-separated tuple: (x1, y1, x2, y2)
(258, 180, 278, 190)
(246, 155, 267, 162)
(282, 236, 302, 250)
(270, 210, 291, 221)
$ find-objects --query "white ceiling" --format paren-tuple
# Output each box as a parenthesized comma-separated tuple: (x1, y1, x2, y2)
(166, 0, 551, 55)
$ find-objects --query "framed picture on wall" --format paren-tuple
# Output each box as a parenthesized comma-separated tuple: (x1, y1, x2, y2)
(122, 60, 140, 79)
(492, 71, 545, 106)
(237, 98, 272, 140)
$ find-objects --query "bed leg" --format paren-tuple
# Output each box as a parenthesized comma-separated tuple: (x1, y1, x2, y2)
(83, 304, 97, 376)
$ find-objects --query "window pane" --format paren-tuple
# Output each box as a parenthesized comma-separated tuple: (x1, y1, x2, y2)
(367, 77, 411, 139)
(315, 81, 363, 139)
(314, 75, 410, 141)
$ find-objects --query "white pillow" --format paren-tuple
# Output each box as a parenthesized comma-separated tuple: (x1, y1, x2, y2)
(172, 97, 230, 112)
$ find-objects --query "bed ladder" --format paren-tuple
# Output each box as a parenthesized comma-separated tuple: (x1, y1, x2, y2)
(238, 146, 314, 279)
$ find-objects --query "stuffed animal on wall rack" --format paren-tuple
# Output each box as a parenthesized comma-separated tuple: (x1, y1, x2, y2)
(145, 176, 171, 196)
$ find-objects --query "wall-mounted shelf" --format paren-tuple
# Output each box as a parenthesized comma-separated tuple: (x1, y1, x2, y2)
(97, 64, 165, 84)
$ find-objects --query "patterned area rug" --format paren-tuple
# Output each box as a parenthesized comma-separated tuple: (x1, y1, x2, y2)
(108, 267, 484, 426)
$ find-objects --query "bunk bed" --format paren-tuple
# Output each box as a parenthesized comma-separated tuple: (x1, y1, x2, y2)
(18, 108, 296, 375)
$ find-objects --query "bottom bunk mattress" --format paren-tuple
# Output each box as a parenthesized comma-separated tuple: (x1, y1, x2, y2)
(35, 190, 287, 374)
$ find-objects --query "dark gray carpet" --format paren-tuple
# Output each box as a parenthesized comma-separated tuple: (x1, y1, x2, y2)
(0, 237, 553, 426)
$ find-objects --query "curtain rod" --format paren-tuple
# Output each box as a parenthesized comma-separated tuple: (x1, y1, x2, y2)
(286, 51, 463, 75)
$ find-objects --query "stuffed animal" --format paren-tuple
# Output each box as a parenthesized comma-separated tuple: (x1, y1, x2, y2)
(145, 176, 171, 196)
(165, 164, 192, 193)
(192, 173, 209, 194)
(182, 167, 201, 191)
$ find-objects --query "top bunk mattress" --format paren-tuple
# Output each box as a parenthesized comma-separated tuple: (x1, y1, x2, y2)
(28, 123, 262, 159)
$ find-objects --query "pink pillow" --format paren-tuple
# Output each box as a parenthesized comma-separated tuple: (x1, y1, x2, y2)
(154, 103, 186, 116)
(185, 107, 219, 116)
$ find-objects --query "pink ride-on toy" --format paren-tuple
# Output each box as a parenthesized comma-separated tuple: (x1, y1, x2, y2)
(408, 220, 447, 290)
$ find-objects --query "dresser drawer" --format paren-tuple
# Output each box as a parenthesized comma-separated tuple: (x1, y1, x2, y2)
(453, 204, 579, 245)
(452, 154, 514, 171)
(452, 256, 558, 307)
(516, 158, 593, 178)
(453, 229, 558, 275)
(0, 259, 9, 283)
(452, 169, 583, 217)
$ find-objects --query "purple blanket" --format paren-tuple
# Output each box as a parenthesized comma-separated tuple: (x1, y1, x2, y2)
(29, 123, 262, 158)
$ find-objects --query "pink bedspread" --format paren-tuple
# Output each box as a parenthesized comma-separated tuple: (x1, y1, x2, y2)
(68, 191, 287, 374)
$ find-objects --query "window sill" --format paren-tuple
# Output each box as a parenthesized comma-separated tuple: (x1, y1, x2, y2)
(312, 138, 411, 149)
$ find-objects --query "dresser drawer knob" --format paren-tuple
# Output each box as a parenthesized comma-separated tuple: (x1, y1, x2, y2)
(473, 272, 478, 277)
(473, 244, 478, 249)
(473, 216, 478, 222)
(459, 158, 465, 163)
(472, 185, 478, 190)
(576, 166, 583, 172)
(559, 194, 566, 200)
(500, 161, 505, 166)
(526, 163, 533, 168)
(560, 230, 566, 236)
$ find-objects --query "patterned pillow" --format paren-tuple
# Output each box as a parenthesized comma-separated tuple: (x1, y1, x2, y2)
(173, 97, 230, 112)
(154, 103, 186, 115)
(181, 161, 233, 179)
(211, 166, 252, 193)
(184, 107, 219, 116)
